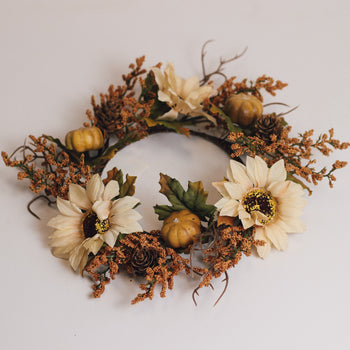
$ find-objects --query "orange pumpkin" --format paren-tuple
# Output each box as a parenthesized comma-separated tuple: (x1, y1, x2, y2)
(65, 126, 104, 153)
(224, 93, 263, 127)
(161, 210, 201, 248)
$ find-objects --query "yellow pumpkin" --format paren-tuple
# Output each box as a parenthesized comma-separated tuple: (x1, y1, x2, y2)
(224, 93, 263, 127)
(161, 210, 201, 248)
(65, 126, 104, 153)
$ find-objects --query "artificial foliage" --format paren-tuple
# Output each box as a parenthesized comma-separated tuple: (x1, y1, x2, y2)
(2, 41, 349, 305)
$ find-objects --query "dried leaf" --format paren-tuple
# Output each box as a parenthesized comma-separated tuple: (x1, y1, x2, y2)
(103, 167, 137, 198)
(103, 167, 124, 190)
(154, 173, 216, 222)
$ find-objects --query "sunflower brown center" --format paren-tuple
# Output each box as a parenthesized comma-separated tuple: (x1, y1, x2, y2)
(82, 212, 110, 238)
(242, 189, 276, 224)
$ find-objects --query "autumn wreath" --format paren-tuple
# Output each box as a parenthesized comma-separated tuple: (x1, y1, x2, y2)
(2, 42, 349, 305)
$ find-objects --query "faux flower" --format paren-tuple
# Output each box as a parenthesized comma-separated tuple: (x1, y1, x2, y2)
(212, 156, 307, 258)
(152, 62, 217, 123)
(47, 174, 142, 271)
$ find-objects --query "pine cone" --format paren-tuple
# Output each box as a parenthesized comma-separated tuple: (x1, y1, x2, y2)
(130, 248, 160, 276)
(255, 113, 282, 142)
(93, 99, 122, 135)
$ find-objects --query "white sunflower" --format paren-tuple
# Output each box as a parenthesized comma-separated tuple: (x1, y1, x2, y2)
(213, 156, 307, 258)
(152, 62, 217, 123)
(47, 174, 142, 271)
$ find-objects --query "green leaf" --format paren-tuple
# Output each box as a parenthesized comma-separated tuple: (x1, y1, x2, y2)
(153, 205, 176, 221)
(104, 167, 138, 198)
(140, 71, 158, 101)
(105, 167, 124, 189)
(159, 173, 187, 211)
(209, 104, 243, 133)
(120, 174, 137, 197)
(184, 181, 217, 220)
(144, 118, 190, 137)
(141, 71, 171, 119)
(154, 173, 217, 222)
(279, 116, 288, 127)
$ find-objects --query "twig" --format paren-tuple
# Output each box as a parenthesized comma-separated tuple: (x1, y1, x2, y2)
(263, 102, 290, 108)
(192, 286, 200, 306)
(27, 195, 56, 220)
(201, 40, 214, 83)
(200, 41, 247, 85)
(277, 105, 298, 117)
(213, 271, 229, 307)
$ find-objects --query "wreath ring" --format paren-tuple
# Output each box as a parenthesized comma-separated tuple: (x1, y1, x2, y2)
(2, 42, 349, 305)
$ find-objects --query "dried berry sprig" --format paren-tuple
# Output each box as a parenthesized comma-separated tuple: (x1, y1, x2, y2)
(210, 75, 288, 111)
(84, 231, 202, 304)
(2, 135, 91, 200)
(191, 220, 264, 305)
(228, 128, 349, 193)
(85, 56, 151, 139)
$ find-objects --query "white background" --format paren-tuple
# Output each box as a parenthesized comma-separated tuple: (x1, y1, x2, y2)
(1, 1, 349, 349)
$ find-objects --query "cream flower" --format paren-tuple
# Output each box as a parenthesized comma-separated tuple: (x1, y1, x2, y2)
(47, 174, 142, 271)
(213, 156, 307, 258)
(152, 62, 217, 123)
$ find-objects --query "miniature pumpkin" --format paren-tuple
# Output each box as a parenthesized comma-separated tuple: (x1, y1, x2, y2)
(161, 209, 201, 248)
(65, 126, 104, 153)
(224, 93, 263, 127)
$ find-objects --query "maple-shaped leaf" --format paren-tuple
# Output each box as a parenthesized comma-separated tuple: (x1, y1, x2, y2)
(154, 173, 217, 222)
(103, 167, 137, 198)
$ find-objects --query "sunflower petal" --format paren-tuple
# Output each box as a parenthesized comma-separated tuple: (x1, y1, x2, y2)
(68, 184, 91, 210)
(267, 159, 286, 185)
(78, 250, 90, 273)
(92, 200, 111, 221)
(83, 236, 104, 255)
(112, 221, 143, 234)
(102, 229, 118, 247)
(111, 196, 140, 214)
(110, 210, 142, 226)
(264, 223, 288, 251)
(103, 180, 119, 201)
(247, 156, 268, 187)
(267, 181, 290, 198)
(229, 159, 252, 187)
(69, 243, 87, 271)
(212, 181, 230, 197)
(183, 76, 200, 98)
(214, 197, 230, 210)
(86, 174, 104, 202)
(51, 247, 70, 260)
(224, 182, 246, 199)
(277, 216, 306, 233)
(219, 199, 239, 217)
(47, 215, 81, 230)
(57, 197, 82, 217)
(254, 227, 271, 258)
